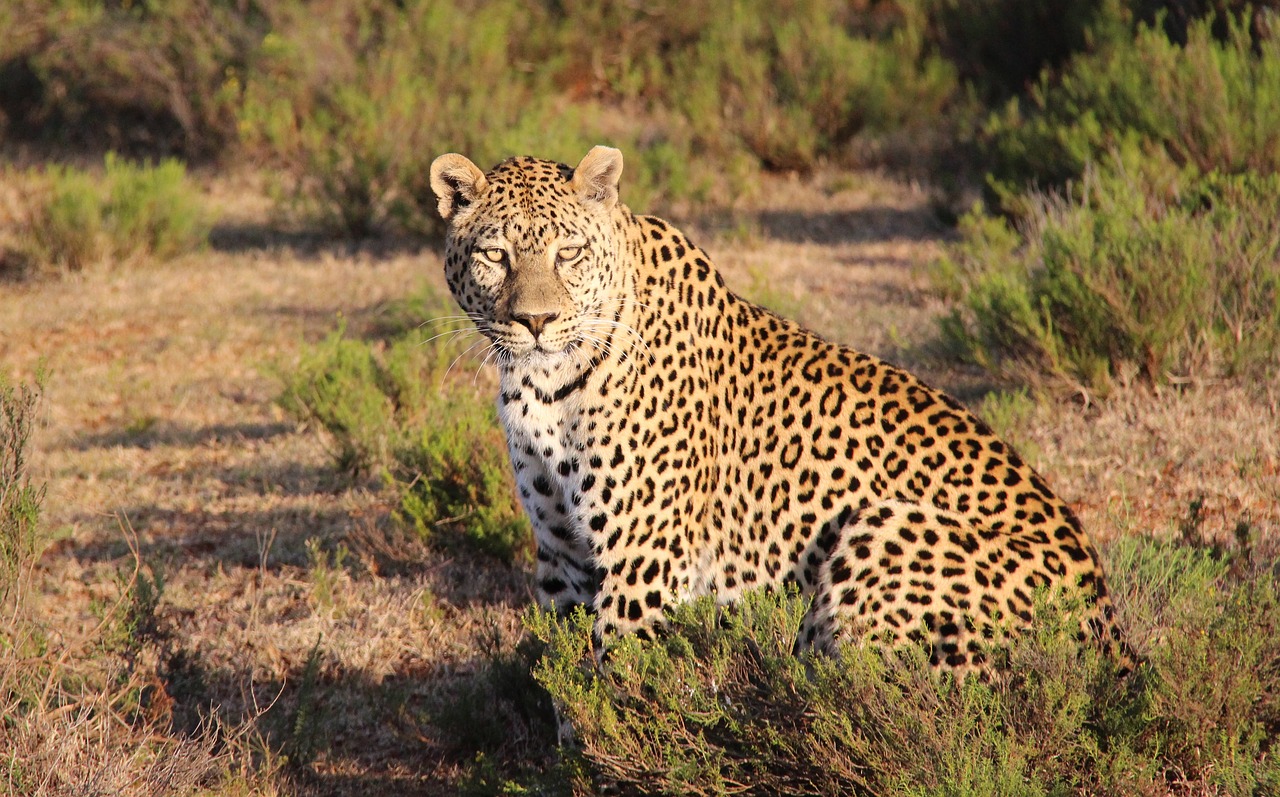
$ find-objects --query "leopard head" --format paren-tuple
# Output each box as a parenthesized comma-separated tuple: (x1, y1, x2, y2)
(429, 146, 626, 368)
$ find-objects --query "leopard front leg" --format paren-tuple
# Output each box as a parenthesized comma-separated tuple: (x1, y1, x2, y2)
(511, 456, 598, 616)
(584, 507, 694, 648)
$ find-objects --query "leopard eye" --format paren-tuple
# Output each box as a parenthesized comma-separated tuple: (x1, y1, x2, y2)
(479, 248, 506, 264)
(557, 245, 583, 263)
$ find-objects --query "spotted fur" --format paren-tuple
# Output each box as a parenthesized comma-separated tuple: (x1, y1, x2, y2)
(429, 146, 1128, 674)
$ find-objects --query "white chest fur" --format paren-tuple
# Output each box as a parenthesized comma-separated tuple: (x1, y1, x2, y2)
(498, 366, 589, 494)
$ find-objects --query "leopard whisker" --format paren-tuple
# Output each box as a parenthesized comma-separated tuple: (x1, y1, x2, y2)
(442, 337, 494, 385)
(581, 318, 653, 364)
(418, 326, 485, 349)
(575, 331, 618, 362)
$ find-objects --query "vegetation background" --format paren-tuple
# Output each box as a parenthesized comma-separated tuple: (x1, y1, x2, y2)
(1, 0, 1278, 794)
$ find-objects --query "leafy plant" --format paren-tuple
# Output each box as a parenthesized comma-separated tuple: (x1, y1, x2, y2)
(393, 392, 531, 564)
(22, 154, 209, 272)
(277, 290, 532, 564)
(983, 12, 1280, 201)
(661, 0, 959, 172)
(530, 534, 1280, 796)
(239, 0, 586, 236)
(0, 0, 262, 158)
(277, 324, 395, 474)
(935, 160, 1280, 393)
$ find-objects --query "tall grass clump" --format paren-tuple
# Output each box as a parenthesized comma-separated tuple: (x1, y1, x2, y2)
(0, 376, 44, 611)
(983, 12, 1280, 201)
(22, 154, 209, 273)
(277, 291, 531, 563)
(934, 159, 1280, 394)
(531, 535, 1280, 796)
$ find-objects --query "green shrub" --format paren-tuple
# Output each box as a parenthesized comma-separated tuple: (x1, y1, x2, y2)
(22, 154, 209, 272)
(24, 164, 104, 272)
(428, 631, 559, 785)
(102, 153, 210, 259)
(919, 0, 1118, 102)
(394, 390, 530, 564)
(530, 535, 1280, 796)
(237, 0, 968, 234)
(277, 324, 395, 474)
(934, 159, 1280, 393)
(1105, 535, 1280, 795)
(277, 292, 531, 564)
(983, 12, 1280, 200)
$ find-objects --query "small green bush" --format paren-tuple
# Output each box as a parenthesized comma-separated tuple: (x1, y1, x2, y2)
(278, 324, 395, 474)
(277, 292, 531, 564)
(103, 153, 210, 259)
(25, 164, 104, 272)
(530, 535, 1280, 796)
(394, 391, 530, 564)
(983, 12, 1280, 200)
(23, 154, 209, 272)
(934, 159, 1280, 393)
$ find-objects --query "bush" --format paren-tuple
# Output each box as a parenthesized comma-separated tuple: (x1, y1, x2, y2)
(23, 164, 104, 272)
(934, 159, 1280, 394)
(22, 154, 209, 272)
(239, 0, 593, 237)
(918, 0, 1116, 102)
(646, 0, 960, 171)
(530, 535, 1280, 796)
(983, 12, 1280, 200)
(277, 324, 395, 474)
(0, 0, 263, 159)
(277, 291, 532, 564)
(394, 390, 530, 564)
(237, 0, 970, 234)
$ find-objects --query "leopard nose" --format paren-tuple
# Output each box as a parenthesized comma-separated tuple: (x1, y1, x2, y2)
(513, 310, 559, 339)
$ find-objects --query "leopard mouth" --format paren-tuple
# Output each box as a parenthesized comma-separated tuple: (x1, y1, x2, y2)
(496, 337, 577, 365)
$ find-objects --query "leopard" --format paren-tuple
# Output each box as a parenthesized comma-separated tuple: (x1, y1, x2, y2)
(428, 145, 1130, 675)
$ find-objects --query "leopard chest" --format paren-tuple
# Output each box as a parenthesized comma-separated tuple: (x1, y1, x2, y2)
(497, 370, 616, 529)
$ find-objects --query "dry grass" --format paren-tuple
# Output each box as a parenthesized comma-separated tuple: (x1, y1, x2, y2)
(1, 164, 1276, 794)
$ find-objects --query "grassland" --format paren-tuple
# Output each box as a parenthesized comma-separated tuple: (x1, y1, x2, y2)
(3, 1, 1279, 793)
(2, 163, 1277, 794)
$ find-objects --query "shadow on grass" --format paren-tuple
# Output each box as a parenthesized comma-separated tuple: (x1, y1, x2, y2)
(62, 497, 530, 619)
(208, 222, 435, 259)
(160, 628, 558, 796)
(68, 420, 294, 452)
(754, 206, 947, 245)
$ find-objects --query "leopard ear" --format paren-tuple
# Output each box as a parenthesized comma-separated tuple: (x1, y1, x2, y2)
(571, 146, 623, 209)
(430, 154, 488, 220)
